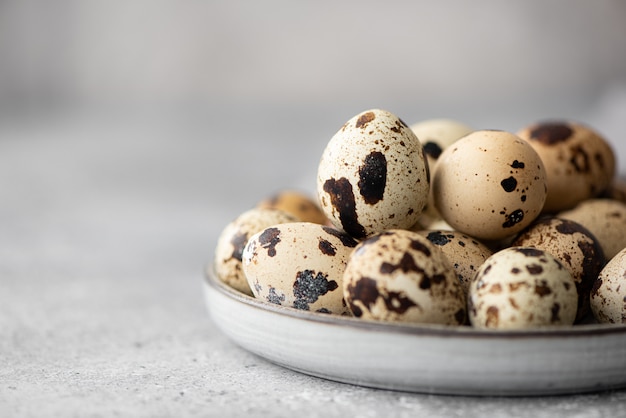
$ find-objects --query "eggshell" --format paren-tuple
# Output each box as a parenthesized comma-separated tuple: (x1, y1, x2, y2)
(432, 130, 547, 240)
(590, 247, 626, 324)
(512, 217, 606, 321)
(214, 208, 298, 295)
(559, 198, 626, 259)
(242, 222, 357, 315)
(469, 247, 578, 330)
(342, 229, 466, 325)
(516, 121, 616, 213)
(317, 109, 429, 239)
(415, 229, 493, 294)
(410, 119, 473, 229)
(257, 190, 329, 225)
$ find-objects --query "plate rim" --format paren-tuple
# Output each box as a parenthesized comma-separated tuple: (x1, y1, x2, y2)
(204, 264, 626, 339)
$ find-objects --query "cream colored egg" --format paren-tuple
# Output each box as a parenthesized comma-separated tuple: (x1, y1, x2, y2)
(559, 199, 626, 259)
(415, 230, 493, 294)
(432, 130, 547, 241)
(214, 208, 298, 295)
(469, 247, 578, 330)
(590, 247, 626, 324)
(342, 230, 466, 325)
(512, 217, 605, 321)
(516, 121, 616, 213)
(317, 109, 430, 239)
(242, 222, 357, 315)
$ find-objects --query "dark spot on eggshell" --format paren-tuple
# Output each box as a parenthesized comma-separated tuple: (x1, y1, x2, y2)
(316, 308, 331, 314)
(511, 267, 521, 274)
(380, 253, 421, 275)
(267, 287, 285, 305)
(529, 122, 573, 145)
(502, 209, 524, 228)
(410, 239, 432, 256)
(426, 231, 453, 246)
(515, 247, 544, 257)
(570, 145, 590, 173)
(323, 177, 366, 238)
(534, 280, 552, 297)
(318, 238, 337, 256)
(501, 176, 518, 192)
(358, 151, 387, 205)
(292, 270, 338, 311)
(356, 112, 376, 129)
(230, 230, 248, 261)
(384, 290, 417, 314)
(551, 303, 561, 322)
(254, 280, 262, 294)
(347, 276, 380, 317)
(423, 142, 443, 159)
(511, 160, 525, 169)
(486, 306, 499, 327)
(419, 273, 447, 290)
(259, 227, 281, 257)
(527, 264, 543, 275)
(455, 308, 466, 325)
(322, 226, 358, 248)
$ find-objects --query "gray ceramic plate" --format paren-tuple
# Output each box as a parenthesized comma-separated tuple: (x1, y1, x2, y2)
(204, 266, 626, 396)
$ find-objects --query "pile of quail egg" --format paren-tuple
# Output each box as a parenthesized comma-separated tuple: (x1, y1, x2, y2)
(214, 109, 626, 330)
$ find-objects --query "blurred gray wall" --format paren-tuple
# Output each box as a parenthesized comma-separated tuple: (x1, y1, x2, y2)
(1, 0, 625, 111)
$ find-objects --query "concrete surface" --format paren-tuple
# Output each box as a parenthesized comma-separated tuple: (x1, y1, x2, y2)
(1, 103, 625, 417)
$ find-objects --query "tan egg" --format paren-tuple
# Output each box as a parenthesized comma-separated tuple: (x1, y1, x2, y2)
(590, 247, 626, 324)
(410, 119, 473, 229)
(432, 130, 547, 241)
(469, 247, 578, 330)
(242, 222, 357, 315)
(512, 217, 605, 321)
(516, 121, 616, 213)
(214, 208, 298, 295)
(317, 109, 430, 239)
(415, 230, 493, 294)
(342, 230, 466, 325)
(257, 190, 329, 225)
(559, 199, 626, 259)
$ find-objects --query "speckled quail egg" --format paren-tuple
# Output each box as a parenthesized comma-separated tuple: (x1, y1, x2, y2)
(516, 121, 616, 213)
(342, 229, 467, 325)
(242, 222, 357, 315)
(432, 130, 547, 241)
(214, 208, 298, 295)
(415, 229, 493, 294)
(257, 190, 329, 225)
(590, 247, 626, 324)
(512, 217, 606, 322)
(317, 109, 430, 239)
(469, 247, 578, 330)
(409, 118, 473, 229)
(559, 198, 626, 260)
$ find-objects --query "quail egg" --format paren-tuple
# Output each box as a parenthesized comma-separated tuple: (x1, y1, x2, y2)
(432, 130, 547, 240)
(342, 229, 466, 325)
(516, 121, 616, 213)
(317, 109, 430, 239)
(469, 247, 578, 329)
(242, 222, 357, 314)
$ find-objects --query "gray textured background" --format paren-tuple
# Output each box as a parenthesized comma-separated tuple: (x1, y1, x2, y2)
(2, 1, 626, 416)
